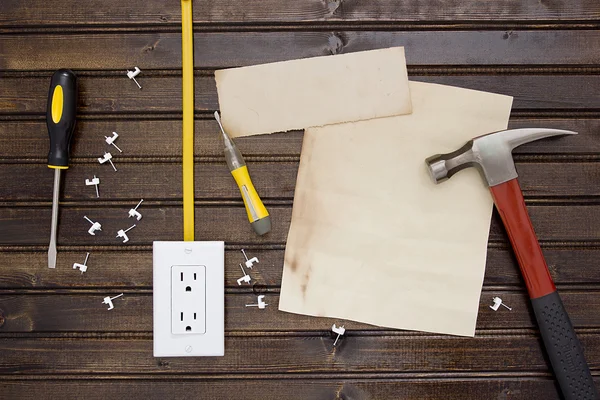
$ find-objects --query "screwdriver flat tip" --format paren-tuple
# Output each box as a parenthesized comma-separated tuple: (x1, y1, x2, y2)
(48, 245, 57, 269)
(214, 111, 227, 135)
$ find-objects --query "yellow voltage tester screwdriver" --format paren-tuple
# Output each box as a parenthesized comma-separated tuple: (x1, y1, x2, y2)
(214, 111, 271, 236)
(47, 70, 78, 268)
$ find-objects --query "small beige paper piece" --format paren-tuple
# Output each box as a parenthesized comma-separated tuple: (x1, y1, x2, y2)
(215, 47, 411, 138)
(279, 81, 513, 337)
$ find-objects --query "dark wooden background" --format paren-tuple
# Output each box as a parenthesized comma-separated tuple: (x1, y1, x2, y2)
(1, 1, 599, 399)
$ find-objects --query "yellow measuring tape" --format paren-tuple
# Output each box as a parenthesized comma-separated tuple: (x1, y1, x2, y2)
(181, 0, 194, 241)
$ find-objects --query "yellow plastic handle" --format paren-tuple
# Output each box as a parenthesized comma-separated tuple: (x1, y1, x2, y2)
(231, 166, 269, 222)
(51, 85, 63, 123)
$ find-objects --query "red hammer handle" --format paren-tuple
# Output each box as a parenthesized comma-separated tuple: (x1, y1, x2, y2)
(490, 178, 555, 299)
(491, 178, 598, 400)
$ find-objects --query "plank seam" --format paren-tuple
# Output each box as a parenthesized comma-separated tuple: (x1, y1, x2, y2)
(0, 372, 582, 380)
(2, 110, 600, 121)
(2, 66, 600, 76)
(1, 22, 600, 34)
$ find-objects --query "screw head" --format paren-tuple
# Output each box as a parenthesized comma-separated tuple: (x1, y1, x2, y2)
(184, 248, 192, 254)
(185, 345, 193, 353)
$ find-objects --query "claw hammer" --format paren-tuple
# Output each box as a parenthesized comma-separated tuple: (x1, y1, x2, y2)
(426, 128, 599, 400)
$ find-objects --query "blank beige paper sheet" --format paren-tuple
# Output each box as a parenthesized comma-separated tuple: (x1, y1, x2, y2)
(215, 47, 412, 138)
(279, 81, 513, 337)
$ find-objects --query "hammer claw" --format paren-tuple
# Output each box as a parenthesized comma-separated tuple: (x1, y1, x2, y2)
(493, 128, 577, 151)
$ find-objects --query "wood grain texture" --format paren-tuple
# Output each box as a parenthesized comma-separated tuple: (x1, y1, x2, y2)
(2, 247, 600, 289)
(2, 291, 600, 332)
(2, 0, 599, 27)
(1, 335, 599, 374)
(1, 75, 599, 115)
(2, 31, 600, 71)
(0, 161, 598, 202)
(2, 118, 598, 159)
(1, 246, 599, 289)
(1, 205, 600, 246)
(3, 378, 597, 400)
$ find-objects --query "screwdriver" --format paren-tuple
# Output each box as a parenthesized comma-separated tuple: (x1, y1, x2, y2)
(47, 70, 78, 268)
(214, 111, 271, 235)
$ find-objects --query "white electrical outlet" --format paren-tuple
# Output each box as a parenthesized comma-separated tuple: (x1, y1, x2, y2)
(153, 241, 224, 357)
(171, 265, 206, 334)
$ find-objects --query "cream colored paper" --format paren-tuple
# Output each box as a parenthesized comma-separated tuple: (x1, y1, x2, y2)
(215, 47, 412, 138)
(279, 81, 513, 337)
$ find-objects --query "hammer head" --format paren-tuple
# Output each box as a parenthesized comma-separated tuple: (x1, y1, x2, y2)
(425, 128, 577, 187)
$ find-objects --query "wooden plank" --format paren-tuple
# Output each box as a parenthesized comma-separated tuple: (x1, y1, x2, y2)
(414, 75, 600, 110)
(0, 162, 297, 201)
(2, 377, 597, 400)
(3, 31, 600, 71)
(2, 0, 599, 27)
(1, 247, 599, 289)
(1, 291, 599, 332)
(2, 118, 597, 159)
(0, 334, 599, 374)
(0, 162, 597, 202)
(484, 247, 600, 286)
(1, 205, 599, 246)
(0, 119, 306, 159)
(1, 75, 598, 115)
(0, 206, 291, 246)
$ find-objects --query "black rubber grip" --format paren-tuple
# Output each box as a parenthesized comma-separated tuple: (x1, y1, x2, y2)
(531, 291, 599, 400)
(46, 69, 77, 167)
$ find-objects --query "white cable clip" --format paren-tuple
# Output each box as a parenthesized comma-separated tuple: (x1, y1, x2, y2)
(83, 216, 102, 235)
(72, 252, 90, 273)
(128, 199, 144, 220)
(237, 263, 251, 285)
(332, 324, 346, 346)
(490, 296, 512, 311)
(116, 224, 136, 243)
(85, 175, 100, 197)
(102, 293, 124, 310)
(105, 132, 122, 153)
(126, 67, 142, 89)
(241, 248, 259, 269)
(98, 152, 117, 172)
(245, 295, 268, 309)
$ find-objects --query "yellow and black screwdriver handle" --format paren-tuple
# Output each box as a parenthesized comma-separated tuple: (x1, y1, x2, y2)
(47, 69, 77, 169)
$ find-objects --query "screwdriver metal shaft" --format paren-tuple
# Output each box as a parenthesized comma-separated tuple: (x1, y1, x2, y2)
(48, 169, 61, 268)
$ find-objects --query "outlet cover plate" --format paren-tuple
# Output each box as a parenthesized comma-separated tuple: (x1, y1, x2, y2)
(153, 241, 224, 357)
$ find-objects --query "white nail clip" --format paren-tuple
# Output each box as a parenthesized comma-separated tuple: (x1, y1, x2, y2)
(127, 67, 142, 89)
(246, 295, 268, 309)
(128, 199, 144, 220)
(116, 224, 136, 243)
(241, 249, 259, 269)
(83, 216, 102, 235)
(102, 293, 124, 310)
(98, 152, 117, 172)
(237, 263, 251, 285)
(72, 252, 90, 273)
(332, 324, 346, 346)
(490, 296, 512, 311)
(105, 131, 122, 153)
(85, 175, 100, 197)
